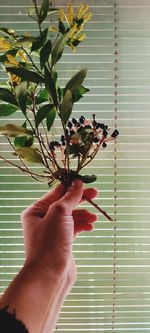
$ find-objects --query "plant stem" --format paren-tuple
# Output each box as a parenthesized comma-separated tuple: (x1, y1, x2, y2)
(83, 194, 113, 222)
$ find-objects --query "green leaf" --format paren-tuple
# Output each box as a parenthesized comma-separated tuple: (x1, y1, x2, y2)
(0, 88, 18, 106)
(15, 36, 38, 46)
(39, 0, 49, 23)
(14, 135, 34, 148)
(65, 69, 87, 94)
(77, 174, 97, 183)
(31, 29, 48, 52)
(15, 81, 28, 114)
(60, 90, 72, 125)
(14, 147, 44, 164)
(35, 103, 54, 127)
(0, 104, 18, 116)
(72, 85, 89, 103)
(58, 20, 66, 34)
(40, 40, 52, 69)
(35, 88, 49, 104)
(6, 67, 44, 84)
(0, 124, 33, 137)
(51, 33, 68, 67)
(46, 107, 56, 131)
(48, 7, 58, 14)
(0, 27, 17, 37)
(68, 144, 79, 155)
(44, 65, 58, 105)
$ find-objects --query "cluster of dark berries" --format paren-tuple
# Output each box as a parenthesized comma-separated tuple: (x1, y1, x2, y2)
(49, 114, 119, 153)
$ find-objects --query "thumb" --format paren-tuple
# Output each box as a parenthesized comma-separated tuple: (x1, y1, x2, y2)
(59, 179, 83, 213)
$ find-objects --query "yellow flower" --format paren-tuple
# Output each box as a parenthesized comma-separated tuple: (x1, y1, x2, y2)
(0, 37, 11, 52)
(76, 33, 86, 41)
(49, 26, 59, 32)
(17, 50, 28, 63)
(59, 8, 65, 22)
(83, 12, 92, 22)
(5, 54, 19, 66)
(65, 4, 74, 26)
(77, 4, 89, 19)
(9, 74, 21, 85)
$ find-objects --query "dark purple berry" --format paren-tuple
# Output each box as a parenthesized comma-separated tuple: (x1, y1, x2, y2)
(72, 118, 77, 124)
(70, 129, 75, 136)
(67, 121, 72, 128)
(102, 142, 107, 148)
(79, 116, 85, 124)
(111, 129, 119, 138)
(84, 125, 92, 129)
(93, 137, 99, 143)
(103, 129, 108, 137)
(92, 120, 97, 127)
(77, 126, 84, 132)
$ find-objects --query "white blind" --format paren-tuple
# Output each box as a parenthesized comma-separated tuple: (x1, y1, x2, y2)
(0, 0, 150, 332)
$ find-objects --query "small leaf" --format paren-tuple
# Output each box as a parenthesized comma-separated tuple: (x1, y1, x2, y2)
(14, 135, 34, 148)
(0, 27, 16, 37)
(0, 104, 18, 116)
(35, 103, 54, 127)
(65, 69, 87, 94)
(0, 124, 33, 137)
(48, 7, 58, 14)
(39, 0, 49, 23)
(51, 33, 68, 67)
(31, 38, 42, 52)
(36, 88, 49, 104)
(40, 40, 52, 69)
(46, 107, 56, 131)
(78, 174, 97, 183)
(60, 90, 72, 125)
(15, 81, 28, 114)
(15, 147, 44, 164)
(6, 67, 44, 84)
(58, 20, 66, 34)
(72, 85, 90, 103)
(15, 36, 38, 46)
(44, 65, 58, 105)
(0, 88, 18, 106)
(68, 144, 79, 155)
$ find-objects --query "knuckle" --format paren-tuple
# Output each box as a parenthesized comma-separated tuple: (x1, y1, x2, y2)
(52, 201, 68, 215)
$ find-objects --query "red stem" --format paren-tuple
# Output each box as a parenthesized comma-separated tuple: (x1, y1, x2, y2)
(83, 194, 113, 222)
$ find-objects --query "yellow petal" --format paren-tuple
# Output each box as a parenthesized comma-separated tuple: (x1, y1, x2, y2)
(69, 23, 78, 38)
(59, 8, 65, 22)
(6, 54, 19, 66)
(0, 37, 11, 52)
(65, 13, 73, 27)
(17, 50, 28, 63)
(77, 33, 86, 41)
(83, 12, 92, 22)
(77, 4, 89, 19)
(68, 4, 74, 22)
(48, 26, 59, 32)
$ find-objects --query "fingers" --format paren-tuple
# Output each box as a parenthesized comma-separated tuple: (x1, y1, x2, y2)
(73, 209, 97, 235)
(81, 187, 98, 203)
(21, 183, 66, 220)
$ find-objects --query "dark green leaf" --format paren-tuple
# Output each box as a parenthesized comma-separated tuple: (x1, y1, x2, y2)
(14, 147, 44, 164)
(39, 0, 49, 23)
(41, 28, 48, 44)
(40, 40, 52, 69)
(0, 88, 18, 106)
(60, 90, 72, 125)
(58, 20, 66, 34)
(48, 7, 58, 14)
(68, 144, 79, 155)
(31, 38, 42, 52)
(35, 103, 54, 127)
(6, 67, 44, 84)
(72, 85, 90, 103)
(46, 107, 56, 131)
(77, 174, 97, 183)
(0, 104, 18, 116)
(65, 69, 87, 94)
(35, 88, 49, 104)
(14, 135, 34, 148)
(44, 65, 58, 105)
(15, 81, 28, 114)
(0, 124, 33, 137)
(51, 33, 68, 67)
(15, 36, 38, 46)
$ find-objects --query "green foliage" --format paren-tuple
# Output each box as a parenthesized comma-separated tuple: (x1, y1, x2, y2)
(77, 174, 97, 183)
(14, 135, 34, 148)
(6, 67, 44, 84)
(15, 36, 38, 47)
(65, 69, 87, 94)
(72, 85, 89, 103)
(39, 0, 49, 23)
(0, 124, 33, 137)
(35, 103, 54, 127)
(15, 81, 28, 114)
(46, 107, 56, 131)
(14, 147, 44, 164)
(44, 65, 58, 105)
(0, 104, 18, 116)
(31, 28, 48, 52)
(35, 88, 49, 104)
(51, 33, 68, 67)
(0, 88, 18, 106)
(60, 90, 73, 125)
(40, 40, 52, 69)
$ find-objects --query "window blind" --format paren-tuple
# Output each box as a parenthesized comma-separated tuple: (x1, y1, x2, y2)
(0, 0, 150, 332)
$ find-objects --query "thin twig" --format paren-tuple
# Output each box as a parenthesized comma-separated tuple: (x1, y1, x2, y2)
(83, 194, 113, 222)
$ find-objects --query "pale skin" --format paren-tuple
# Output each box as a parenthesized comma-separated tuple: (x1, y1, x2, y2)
(0, 179, 98, 333)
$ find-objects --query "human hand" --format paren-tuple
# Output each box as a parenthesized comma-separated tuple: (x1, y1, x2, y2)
(21, 179, 97, 279)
